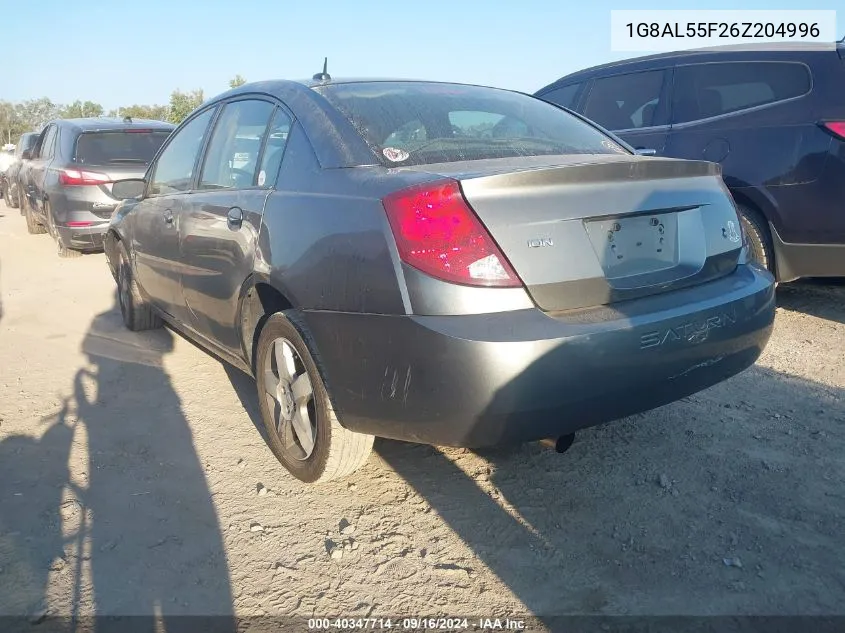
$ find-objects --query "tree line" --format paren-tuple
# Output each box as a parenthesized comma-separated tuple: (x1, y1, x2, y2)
(0, 75, 247, 145)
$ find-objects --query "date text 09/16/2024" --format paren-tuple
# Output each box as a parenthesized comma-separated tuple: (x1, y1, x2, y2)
(625, 21, 820, 39)
(308, 618, 527, 630)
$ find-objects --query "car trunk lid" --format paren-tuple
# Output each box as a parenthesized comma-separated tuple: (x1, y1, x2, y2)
(403, 155, 744, 312)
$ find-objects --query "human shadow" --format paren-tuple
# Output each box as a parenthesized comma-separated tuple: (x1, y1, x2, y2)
(0, 296, 237, 633)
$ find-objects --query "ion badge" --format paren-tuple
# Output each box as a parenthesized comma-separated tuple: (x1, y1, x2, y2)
(257, 170, 266, 187)
(382, 147, 410, 162)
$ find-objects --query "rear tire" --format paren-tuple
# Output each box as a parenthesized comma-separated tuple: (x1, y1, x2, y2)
(116, 240, 162, 331)
(736, 204, 775, 275)
(7, 183, 19, 209)
(45, 202, 83, 258)
(255, 311, 374, 483)
(23, 196, 46, 235)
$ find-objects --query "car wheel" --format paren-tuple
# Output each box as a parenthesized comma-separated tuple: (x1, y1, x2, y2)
(45, 202, 83, 259)
(255, 311, 374, 483)
(736, 205, 774, 275)
(23, 196, 46, 235)
(116, 240, 162, 331)
(7, 183, 19, 209)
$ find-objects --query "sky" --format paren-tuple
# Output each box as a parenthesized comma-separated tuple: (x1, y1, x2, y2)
(3, 0, 842, 110)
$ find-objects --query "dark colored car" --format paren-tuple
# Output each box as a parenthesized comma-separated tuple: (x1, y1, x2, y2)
(104, 78, 775, 483)
(1, 132, 40, 209)
(536, 42, 845, 282)
(19, 117, 174, 257)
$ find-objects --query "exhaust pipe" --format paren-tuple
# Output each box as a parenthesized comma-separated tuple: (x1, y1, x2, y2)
(554, 433, 575, 454)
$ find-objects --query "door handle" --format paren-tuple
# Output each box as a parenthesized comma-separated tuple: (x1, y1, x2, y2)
(227, 207, 244, 230)
(164, 209, 173, 225)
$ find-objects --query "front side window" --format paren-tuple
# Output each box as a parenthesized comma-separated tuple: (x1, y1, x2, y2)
(672, 62, 811, 124)
(583, 70, 668, 131)
(149, 108, 215, 195)
(316, 82, 629, 166)
(199, 99, 275, 190)
(40, 126, 58, 159)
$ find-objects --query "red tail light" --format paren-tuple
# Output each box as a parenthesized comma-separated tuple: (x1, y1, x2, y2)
(382, 179, 522, 288)
(66, 221, 94, 227)
(59, 169, 111, 186)
(819, 121, 845, 140)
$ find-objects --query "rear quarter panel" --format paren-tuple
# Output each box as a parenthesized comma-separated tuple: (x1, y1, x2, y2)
(256, 122, 411, 314)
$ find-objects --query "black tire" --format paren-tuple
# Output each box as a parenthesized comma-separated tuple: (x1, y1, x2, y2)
(255, 311, 374, 483)
(45, 202, 83, 259)
(23, 196, 46, 235)
(7, 183, 19, 209)
(116, 240, 162, 331)
(736, 204, 775, 275)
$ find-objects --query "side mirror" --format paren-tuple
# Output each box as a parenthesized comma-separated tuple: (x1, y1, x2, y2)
(634, 148, 657, 157)
(21, 149, 32, 160)
(112, 178, 147, 200)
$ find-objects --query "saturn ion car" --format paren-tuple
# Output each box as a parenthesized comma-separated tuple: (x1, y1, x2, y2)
(104, 77, 776, 483)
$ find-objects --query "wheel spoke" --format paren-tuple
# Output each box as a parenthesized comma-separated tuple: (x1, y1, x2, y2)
(290, 373, 312, 406)
(274, 340, 296, 382)
(263, 369, 281, 402)
(290, 408, 315, 456)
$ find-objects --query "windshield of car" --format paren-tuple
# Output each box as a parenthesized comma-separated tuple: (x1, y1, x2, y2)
(74, 130, 171, 166)
(316, 82, 629, 166)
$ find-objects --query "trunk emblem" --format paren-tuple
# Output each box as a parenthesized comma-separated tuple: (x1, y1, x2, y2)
(640, 309, 738, 350)
(528, 238, 554, 248)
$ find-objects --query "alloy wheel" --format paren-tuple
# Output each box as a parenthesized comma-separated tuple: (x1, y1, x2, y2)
(263, 338, 317, 461)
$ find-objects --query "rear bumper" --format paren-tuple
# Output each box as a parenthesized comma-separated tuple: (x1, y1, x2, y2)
(56, 222, 108, 252)
(770, 223, 845, 282)
(304, 264, 776, 448)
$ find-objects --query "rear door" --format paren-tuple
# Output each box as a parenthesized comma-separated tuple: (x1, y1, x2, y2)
(131, 108, 216, 322)
(26, 124, 58, 218)
(178, 98, 288, 356)
(580, 69, 673, 154)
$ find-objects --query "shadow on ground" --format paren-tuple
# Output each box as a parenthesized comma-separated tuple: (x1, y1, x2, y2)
(777, 279, 845, 325)
(374, 363, 845, 621)
(0, 296, 236, 632)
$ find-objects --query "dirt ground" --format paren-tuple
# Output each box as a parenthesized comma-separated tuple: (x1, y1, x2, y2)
(1, 197, 844, 628)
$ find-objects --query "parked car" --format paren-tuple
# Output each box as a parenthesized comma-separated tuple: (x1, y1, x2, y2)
(1, 132, 39, 209)
(19, 117, 174, 257)
(536, 42, 845, 282)
(0, 146, 15, 173)
(104, 78, 775, 483)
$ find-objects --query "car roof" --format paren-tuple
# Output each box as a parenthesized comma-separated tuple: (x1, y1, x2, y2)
(538, 41, 842, 91)
(50, 117, 175, 133)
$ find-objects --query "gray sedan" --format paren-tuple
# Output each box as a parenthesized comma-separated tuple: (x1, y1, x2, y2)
(105, 77, 776, 483)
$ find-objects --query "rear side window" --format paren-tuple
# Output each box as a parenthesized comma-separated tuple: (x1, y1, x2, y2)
(672, 62, 811, 124)
(539, 83, 583, 110)
(316, 81, 629, 167)
(583, 70, 668, 130)
(75, 130, 171, 166)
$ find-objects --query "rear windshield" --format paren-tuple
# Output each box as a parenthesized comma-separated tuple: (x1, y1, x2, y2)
(316, 82, 630, 166)
(74, 130, 171, 166)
